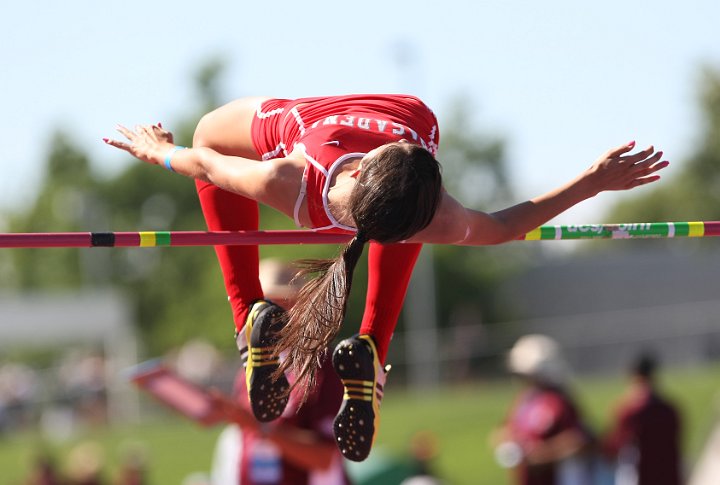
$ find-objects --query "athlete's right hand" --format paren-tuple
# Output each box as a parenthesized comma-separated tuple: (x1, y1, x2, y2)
(103, 123, 175, 166)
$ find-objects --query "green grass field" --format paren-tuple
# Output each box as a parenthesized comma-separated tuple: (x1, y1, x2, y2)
(376, 363, 720, 485)
(0, 363, 717, 485)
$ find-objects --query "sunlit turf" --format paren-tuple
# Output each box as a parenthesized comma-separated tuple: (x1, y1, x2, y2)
(0, 363, 717, 485)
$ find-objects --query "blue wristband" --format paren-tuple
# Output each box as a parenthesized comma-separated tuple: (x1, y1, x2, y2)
(163, 146, 186, 172)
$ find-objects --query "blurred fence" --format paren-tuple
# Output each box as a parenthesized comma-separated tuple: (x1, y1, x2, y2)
(0, 292, 139, 430)
(391, 299, 720, 387)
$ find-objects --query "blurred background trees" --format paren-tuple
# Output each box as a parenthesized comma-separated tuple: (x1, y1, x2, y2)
(607, 67, 720, 224)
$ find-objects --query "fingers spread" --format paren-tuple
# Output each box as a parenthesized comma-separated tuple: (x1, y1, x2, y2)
(115, 124, 135, 140)
(139, 125, 158, 141)
(629, 174, 661, 188)
(627, 155, 668, 188)
(644, 160, 670, 176)
(632, 150, 669, 175)
(606, 140, 637, 158)
(103, 138, 131, 151)
(619, 145, 655, 164)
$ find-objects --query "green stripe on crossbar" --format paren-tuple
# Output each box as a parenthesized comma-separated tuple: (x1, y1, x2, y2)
(155, 232, 171, 246)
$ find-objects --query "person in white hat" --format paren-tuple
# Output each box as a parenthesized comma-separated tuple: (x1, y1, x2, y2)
(493, 335, 595, 485)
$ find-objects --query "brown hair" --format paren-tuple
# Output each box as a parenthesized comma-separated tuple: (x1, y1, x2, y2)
(274, 142, 443, 394)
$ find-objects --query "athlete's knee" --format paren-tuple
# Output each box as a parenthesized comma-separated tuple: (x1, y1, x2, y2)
(192, 110, 219, 148)
(192, 97, 263, 152)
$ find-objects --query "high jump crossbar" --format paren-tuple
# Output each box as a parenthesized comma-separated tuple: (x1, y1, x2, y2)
(0, 221, 719, 248)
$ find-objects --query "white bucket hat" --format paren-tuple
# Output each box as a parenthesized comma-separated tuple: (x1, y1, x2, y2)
(507, 334, 568, 384)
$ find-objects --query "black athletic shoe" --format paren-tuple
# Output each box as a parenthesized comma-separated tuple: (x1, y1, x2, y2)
(235, 300, 289, 422)
(332, 334, 390, 462)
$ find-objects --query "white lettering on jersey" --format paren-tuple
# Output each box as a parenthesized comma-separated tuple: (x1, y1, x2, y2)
(357, 118, 371, 130)
(406, 127, 418, 141)
(340, 115, 355, 127)
(302, 114, 434, 153)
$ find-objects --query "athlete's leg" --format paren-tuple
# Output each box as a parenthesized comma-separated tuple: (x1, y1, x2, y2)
(332, 242, 421, 461)
(195, 97, 291, 421)
(195, 180, 261, 330)
(193, 97, 271, 330)
(359, 242, 422, 363)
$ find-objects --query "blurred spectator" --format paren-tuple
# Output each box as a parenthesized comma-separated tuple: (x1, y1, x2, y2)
(24, 454, 63, 485)
(0, 362, 39, 432)
(602, 352, 682, 485)
(492, 334, 595, 485)
(399, 431, 444, 485)
(113, 444, 148, 485)
(65, 441, 105, 485)
(57, 350, 108, 426)
(174, 339, 222, 386)
(209, 258, 351, 485)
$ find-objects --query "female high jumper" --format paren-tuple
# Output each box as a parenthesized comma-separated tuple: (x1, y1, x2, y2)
(105, 93, 668, 461)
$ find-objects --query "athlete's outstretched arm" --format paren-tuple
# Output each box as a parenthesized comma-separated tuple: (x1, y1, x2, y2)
(414, 141, 669, 245)
(104, 124, 296, 215)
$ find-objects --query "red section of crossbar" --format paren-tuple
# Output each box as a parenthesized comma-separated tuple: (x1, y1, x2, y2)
(0, 233, 92, 248)
(162, 231, 352, 247)
(0, 231, 353, 248)
(704, 222, 720, 237)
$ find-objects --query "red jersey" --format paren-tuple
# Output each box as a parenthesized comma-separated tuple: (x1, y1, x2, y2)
(251, 94, 440, 232)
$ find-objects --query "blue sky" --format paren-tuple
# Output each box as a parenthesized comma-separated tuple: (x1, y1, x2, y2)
(1, 0, 718, 225)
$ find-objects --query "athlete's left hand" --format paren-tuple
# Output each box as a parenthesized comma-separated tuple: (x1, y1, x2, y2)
(104, 123, 175, 166)
(582, 141, 669, 196)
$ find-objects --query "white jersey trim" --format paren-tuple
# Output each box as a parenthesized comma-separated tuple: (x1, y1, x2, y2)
(322, 153, 364, 232)
(289, 106, 307, 137)
(256, 104, 285, 119)
(261, 142, 286, 161)
(293, 144, 359, 233)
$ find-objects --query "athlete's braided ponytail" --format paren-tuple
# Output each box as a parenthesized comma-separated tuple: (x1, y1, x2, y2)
(275, 232, 367, 395)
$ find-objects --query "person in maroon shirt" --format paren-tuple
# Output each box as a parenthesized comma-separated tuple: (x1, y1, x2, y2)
(216, 352, 350, 485)
(493, 335, 595, 485)
(602, 353, 683, 485)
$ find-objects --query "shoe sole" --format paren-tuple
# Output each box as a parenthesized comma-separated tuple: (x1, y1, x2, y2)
(332, 337, 377, 461)
(246, 302, 289, 422)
